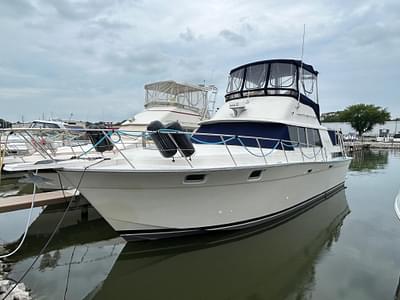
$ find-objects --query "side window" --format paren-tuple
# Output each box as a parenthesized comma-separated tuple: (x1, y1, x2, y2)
(314, 130, 322, 147)
(226, 69, 244, 93)
(288, 126, 299, 146)
(306, 128, 315, 146)
(328, 130, 338, 145)
(298, 127, 306, 146)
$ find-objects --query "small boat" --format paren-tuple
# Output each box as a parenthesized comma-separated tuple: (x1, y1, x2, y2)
(4, 59, 352, 240)
(120, 80, 218, 132)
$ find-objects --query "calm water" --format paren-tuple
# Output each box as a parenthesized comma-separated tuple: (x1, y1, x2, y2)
(1, 149, 400, 300)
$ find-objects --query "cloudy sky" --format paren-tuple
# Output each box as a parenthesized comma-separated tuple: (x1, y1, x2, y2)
(1, 0, 399, 122)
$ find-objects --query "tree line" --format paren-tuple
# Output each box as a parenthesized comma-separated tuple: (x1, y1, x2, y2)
(322, 104, 391, 137)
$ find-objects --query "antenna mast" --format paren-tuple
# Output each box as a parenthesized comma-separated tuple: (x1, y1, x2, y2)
(297, 24, 306, 108)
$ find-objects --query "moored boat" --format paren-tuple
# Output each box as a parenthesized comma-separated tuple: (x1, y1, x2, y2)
(120, 80, 218, 132)
(57, 59, 351, 240)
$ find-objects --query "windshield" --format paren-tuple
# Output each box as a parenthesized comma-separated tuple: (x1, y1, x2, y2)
(225, 61, 318, 103)
(30, 122, 61, 129)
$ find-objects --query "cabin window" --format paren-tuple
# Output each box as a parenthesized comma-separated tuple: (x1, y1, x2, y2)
(244, 64, 268, 90)
(31, 122, 60, 129)
(299, 69, 317, 102)
(46, 123, 60, 129)
(268, 63, 297, 89)
(328, 130, 338, 145)
(306, 128, 315, 146)
(332, 152, 343, 158)
(288, 126, 299, 147)
(298, 127, 307, 146)
(288, 126, 322, 147)
(314, 130, 322, 147)
(226, 69, 244, 93)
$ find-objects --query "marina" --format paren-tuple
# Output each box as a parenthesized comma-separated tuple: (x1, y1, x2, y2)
(2, 59, 351, 240)
(0, 149, 399, 299)
(1, 1, 399, 298)
(0, 58, 399, 300)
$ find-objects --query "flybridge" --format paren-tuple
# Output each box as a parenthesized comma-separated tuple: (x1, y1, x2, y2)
(225, 59, 320, 120)
(144, 80, 217, 118)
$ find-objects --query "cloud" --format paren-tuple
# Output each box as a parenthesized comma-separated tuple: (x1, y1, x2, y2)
(41, 0, 112, 20)
(1, 0, 400, 122)
(180, 28, 195, 42)
(219, 29, 246, 47)
(0, 0, 35, 18)
(104, 50, 168, 75)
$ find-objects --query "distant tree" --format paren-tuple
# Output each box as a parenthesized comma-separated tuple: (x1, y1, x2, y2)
(340, 104, 390, 137)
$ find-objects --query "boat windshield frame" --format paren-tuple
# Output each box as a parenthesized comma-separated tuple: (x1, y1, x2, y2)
(225, 59, 319, 104)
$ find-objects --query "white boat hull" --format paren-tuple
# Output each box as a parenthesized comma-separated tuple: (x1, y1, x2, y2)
(59, 159, 350, 240)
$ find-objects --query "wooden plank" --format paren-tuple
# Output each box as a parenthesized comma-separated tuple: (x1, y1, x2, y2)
(0, 189, 79, 213)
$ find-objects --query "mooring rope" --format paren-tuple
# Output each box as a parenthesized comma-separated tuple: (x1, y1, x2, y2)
(237, 137, 280, 158)
(0, 170, 38, 259)
(1, 169, 87, 300)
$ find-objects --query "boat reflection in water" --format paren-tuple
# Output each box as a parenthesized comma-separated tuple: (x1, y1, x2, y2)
(6, 198, 125, 300)
(94, 189, 350, 300)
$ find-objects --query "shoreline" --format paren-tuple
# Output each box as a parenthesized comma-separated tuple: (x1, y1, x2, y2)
(345, 142, 400, 151)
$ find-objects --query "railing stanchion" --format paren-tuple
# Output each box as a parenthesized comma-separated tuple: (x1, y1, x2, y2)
(24, 130, 54, 161)
(281, 141, 288, 163)
(102, 130, 135, 169)
(141, 132, 146, 148)
(118, 132, 127, 150)
(221, 135, 237, 166)
(256, 138, 267, 165)
(312, 146, 317, 161)
(299, 143, 305, 162)
(167, 132, 193, 168)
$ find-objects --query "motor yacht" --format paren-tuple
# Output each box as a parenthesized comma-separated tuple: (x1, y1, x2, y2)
(120, 80, 218, 131)
(4, 59, 352, 240)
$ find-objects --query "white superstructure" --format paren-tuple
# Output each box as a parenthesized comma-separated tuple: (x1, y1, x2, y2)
(3, 59, 351, 240)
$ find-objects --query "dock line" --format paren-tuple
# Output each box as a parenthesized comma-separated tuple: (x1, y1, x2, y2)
(1, 170, 86, 300)
(0, 171, 38, 259)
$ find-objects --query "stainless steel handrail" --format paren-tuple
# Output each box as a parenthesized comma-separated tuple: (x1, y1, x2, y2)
(1, 127, 330, 169)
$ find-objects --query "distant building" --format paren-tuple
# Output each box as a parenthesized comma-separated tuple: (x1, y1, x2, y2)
(322, 120, 400, 137)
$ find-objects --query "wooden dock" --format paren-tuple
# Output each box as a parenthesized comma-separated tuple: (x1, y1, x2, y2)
(0, 189, 79, 213)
